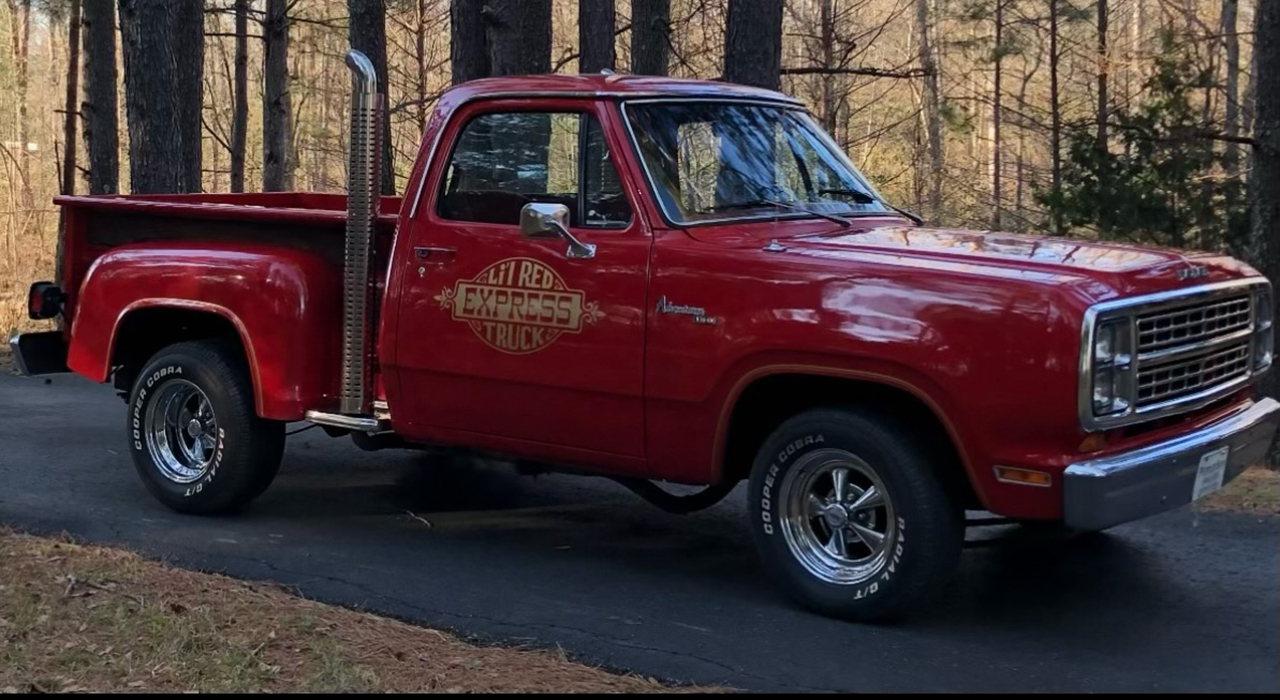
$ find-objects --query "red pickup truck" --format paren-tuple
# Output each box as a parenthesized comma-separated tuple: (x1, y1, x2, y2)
(12, 52, 1278, 620)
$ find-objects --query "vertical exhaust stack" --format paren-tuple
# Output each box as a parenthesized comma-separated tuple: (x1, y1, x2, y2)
(340, 50, 383, 415)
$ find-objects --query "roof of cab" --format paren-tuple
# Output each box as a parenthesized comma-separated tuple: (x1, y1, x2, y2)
(440, 73, 804, 106)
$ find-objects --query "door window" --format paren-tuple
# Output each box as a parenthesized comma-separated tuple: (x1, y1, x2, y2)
(438, 111, 631, 228)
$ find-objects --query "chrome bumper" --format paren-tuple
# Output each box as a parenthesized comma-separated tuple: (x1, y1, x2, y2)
(1063, 398, 1280, 531)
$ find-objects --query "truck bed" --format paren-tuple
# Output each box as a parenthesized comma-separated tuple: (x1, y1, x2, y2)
(54, 192, 402, 327)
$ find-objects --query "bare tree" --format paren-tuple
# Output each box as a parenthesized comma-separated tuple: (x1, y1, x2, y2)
(1097, 0, 1109, 148)
(1049, 0, 1063, 235)
(118, 0, 205, 194)
(349, 0, 396, 194)
(263, 0, 291, 192)
(450, 0, 489, 84)
(1248, 0, 1279, 433)
(1221, 0, 1240, 174)
(579, 0, 615, 73)
(917, 0, 943, 221)
(486, 0, 551, 75)
(82, 0, 118, 195)
(5, 0, 32, 202)
(724, 0, 783, 90)
(631, 0, 670, 76)
(992, 0, 1005, 229)
(230, 0, 248, 193)
(60, 0, 81, 196)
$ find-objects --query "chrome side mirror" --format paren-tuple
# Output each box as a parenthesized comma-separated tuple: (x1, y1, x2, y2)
(519, 203, 596, 260)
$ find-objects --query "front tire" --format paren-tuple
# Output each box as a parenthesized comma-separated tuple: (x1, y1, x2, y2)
(128, 341, 284, 514)
(748, 408, 963, 621)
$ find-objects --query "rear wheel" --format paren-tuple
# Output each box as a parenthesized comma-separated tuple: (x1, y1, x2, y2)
(748, 408, 963, 621)
(128, 341, 284, 514)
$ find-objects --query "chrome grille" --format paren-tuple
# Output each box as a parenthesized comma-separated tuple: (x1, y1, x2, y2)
(1136, 294, 1251, 353)
(1136, 341, 1251, 407)
(1081, 280, 1267, 431)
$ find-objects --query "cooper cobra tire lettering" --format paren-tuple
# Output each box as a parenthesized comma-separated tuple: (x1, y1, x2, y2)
(761, 435, 824, 535)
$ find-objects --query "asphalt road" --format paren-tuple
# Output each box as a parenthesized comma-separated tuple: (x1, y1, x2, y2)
(1, 372, 1276, 692)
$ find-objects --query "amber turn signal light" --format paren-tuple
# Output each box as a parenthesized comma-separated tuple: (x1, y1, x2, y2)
(993, 466, 1053, 487)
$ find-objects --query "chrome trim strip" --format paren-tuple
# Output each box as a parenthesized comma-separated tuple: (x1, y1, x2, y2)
(1137, 327, 1254, 363)
(1079, 278, 1269, 432)
(305, 410, 387, 433)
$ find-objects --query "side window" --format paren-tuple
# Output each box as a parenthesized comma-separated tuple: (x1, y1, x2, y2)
(439, 111, 631, 228)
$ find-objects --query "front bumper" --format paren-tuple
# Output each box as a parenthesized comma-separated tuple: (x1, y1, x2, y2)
(1063, 398, 1280, 531)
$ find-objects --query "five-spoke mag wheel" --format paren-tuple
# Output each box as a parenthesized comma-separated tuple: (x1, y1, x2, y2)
(780, 449, 897, 585)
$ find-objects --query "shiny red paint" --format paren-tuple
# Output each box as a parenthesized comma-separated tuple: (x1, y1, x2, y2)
(53, 75, 1269, 520)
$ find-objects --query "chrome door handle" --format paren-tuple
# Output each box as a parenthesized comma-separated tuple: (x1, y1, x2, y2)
(414, 246, 456, 263)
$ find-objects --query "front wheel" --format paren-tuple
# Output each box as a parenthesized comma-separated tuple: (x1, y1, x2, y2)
(128, 341, 284, 514)
(748, 408, 963, 621)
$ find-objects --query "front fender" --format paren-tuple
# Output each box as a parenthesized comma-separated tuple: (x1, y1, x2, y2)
(68, 242, 343, 420)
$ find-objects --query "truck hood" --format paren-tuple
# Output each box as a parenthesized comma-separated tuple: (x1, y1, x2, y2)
(772, 224, 1259, 301)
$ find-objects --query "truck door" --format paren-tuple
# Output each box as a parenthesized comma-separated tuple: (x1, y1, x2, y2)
(392, 100, 649, 460)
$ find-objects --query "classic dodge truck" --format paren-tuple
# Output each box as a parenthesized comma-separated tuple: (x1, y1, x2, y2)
(12, 51, 1278, 620)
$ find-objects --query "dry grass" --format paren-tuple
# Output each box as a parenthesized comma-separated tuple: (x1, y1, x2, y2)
(1196, 466, 1279, 516)
(0, 529, 703, 693)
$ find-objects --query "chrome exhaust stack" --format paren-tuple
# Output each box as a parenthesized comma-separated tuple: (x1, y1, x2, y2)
(339, 49, 383, 415)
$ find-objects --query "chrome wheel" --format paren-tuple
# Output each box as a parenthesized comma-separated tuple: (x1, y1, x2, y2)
(779, 448, 897, 585)
(145, 380, 218, 484)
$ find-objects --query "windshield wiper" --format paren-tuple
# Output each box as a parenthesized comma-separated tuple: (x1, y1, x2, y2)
(709, 199, 851, 228)
(816, 187, 877, 204)
(819, 188, 924, 225)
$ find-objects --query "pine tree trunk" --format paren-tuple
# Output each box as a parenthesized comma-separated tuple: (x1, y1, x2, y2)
(263, 0, 291, 192)
(61, 0, 81, 196)
(916, 0, 942, 222)
(723, 0, 783, 90)
(230, 0, 248, 193)
(1222, 0, 1240, 174)
(630, 0, 670, 76)
(82, 0, 118, 195)
(486, 0, 551, 76)
(1249, 0, 1279, 446)
(119, 0, 205, 194)
(349, 0, 395, 194)
(579, 0, 615, 73)
(450, 0, 489, 84)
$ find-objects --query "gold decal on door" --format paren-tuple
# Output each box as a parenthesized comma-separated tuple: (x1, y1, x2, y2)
(434, 257, 604, 354)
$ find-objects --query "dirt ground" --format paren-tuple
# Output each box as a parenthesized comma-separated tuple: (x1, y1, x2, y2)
(0, 529, 702, 693)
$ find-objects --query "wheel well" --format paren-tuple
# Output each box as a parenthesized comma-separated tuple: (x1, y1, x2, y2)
(720, 373, 981, 510)
(111, 308, 248, 394)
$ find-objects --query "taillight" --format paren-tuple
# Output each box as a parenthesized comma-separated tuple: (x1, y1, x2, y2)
(27, 282, 64, 320)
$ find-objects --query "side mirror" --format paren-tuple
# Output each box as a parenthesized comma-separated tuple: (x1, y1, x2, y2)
(519, 203, 596, 260)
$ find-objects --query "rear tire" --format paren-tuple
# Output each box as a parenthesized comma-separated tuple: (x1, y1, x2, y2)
(127, 341, 284, 514)
(747, 408, 963, 621)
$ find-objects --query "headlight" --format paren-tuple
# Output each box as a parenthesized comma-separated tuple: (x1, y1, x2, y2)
(1256, 287, 1274, 372)
(1091, 319, 1133, 416)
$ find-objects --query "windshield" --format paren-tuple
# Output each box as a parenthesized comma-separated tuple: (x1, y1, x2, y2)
(624, 101, 891, 225)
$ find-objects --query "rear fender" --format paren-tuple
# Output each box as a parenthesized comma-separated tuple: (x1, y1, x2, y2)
(67, 243, 343, 420)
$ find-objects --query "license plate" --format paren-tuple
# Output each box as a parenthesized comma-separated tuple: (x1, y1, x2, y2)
(1192, 446, 1230, 501)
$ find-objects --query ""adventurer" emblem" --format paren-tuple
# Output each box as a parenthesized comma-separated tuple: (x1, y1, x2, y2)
(435, 257, 604, 354)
